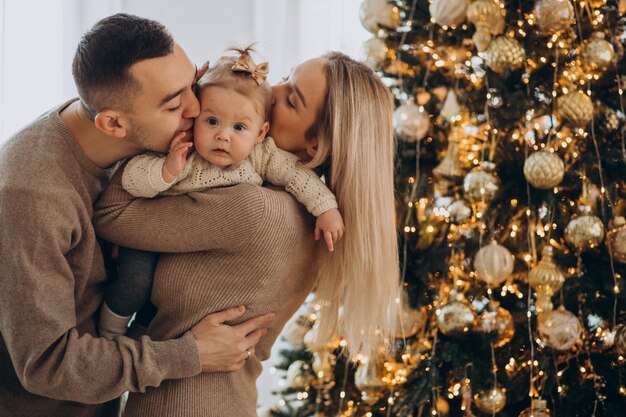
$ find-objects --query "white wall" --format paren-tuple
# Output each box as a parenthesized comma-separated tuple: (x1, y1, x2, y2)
(1, 0, 369, 141)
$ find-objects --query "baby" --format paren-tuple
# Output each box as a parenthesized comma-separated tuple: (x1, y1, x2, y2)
(98, 47, 343, 338)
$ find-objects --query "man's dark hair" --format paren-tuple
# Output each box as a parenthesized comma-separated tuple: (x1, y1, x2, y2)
(72, 13, 174, 120)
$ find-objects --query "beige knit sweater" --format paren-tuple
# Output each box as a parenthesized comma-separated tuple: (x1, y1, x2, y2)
(122, 137, 337, 216)
(0, 100, 200, 417)
(93, 169, 317, 417)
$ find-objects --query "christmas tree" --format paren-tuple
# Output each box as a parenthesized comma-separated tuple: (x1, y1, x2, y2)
(267, 1, 626, 416)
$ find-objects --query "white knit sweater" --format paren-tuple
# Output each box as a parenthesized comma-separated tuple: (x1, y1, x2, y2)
(122, 137, 337, 217)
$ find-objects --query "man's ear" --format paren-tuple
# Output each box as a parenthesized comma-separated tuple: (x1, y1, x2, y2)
(257, 121, 270, 144)
(306, 137, 319, 158)
(93, 110, 129, 138)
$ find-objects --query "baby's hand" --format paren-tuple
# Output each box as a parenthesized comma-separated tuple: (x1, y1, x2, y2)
(315, 208, 345, 252)
(163, 132, 193, 183)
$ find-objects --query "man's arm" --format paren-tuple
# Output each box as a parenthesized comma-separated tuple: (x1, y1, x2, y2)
(0, 186, 199, 403)
(94, 165, 266, 253)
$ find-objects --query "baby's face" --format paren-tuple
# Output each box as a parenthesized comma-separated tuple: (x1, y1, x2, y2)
(194, 86, 268, 168)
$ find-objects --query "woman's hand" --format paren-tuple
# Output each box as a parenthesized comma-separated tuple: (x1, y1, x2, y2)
(315, 208, 345, 252)
(162, 132, 193, 183)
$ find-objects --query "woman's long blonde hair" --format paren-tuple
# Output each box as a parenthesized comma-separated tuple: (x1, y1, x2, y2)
(306, 52, 400, 359)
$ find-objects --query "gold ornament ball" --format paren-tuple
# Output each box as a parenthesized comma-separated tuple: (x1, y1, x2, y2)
(534, 0, 575, 35)
(474, 241, 515, 287)
(435, 397, 450, 416)
(474, 386, 507, 414)
(581, 32, 615, 75)
(518, 399, 552, 417)
(362, 37, 388, 68)
(463, 162, 500, 204)
(476, 301, 515, 348)
(523, 150, 565, 189)
(557, 91, 594, 128)
(607, 216, 626, 263)
(564, 206, 605, 252)
(359, 0, 400, 34)
(393, 101, 430, 142)
(430, 0, 467, 27)
(436, 299, 476, 336)
(286, 360, 314, 389)
(485, 36, 526, 75)
(538, 307, 582, 351)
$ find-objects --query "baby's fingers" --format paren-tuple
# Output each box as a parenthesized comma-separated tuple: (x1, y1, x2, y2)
(324, 231, 334, 252)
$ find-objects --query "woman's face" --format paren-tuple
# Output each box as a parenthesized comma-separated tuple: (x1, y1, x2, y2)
(269, 58, 328, 161)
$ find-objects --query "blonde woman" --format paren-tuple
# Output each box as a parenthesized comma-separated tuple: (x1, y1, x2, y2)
(94, 51, 399, 417)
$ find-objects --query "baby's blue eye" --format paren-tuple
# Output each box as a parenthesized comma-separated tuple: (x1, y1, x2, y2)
(207, 117, 218, 125)
(234, 123, 246, 131)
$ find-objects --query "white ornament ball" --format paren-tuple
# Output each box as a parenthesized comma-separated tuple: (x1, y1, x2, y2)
(393, 102, 430, 142)
(430, 0, 467, 27)
(447, 199, 472, 223)
(362, 37, 388, 68)
(538, 308, 582, 351)
(523, 150, 565, 189)
(286, 360, 314, 389)
(474, 241, 515, 287)
(359, 0, 401, 34)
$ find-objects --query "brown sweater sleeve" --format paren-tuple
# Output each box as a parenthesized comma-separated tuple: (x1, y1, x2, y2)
(0, 185, 201, 404)
(93, 164, 267, 252)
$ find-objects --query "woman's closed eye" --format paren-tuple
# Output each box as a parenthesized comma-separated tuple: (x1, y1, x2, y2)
(167, 104, 182, 112)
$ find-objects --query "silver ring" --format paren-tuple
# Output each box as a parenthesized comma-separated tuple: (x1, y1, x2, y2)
(245, 349, 251, 360)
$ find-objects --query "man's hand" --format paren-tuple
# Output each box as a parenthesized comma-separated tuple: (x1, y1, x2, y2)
(315, 208, 345, 252)
(190, 305, 275, 372)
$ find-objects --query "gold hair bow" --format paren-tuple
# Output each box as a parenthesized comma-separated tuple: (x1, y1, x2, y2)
(232, 54, 269, 85)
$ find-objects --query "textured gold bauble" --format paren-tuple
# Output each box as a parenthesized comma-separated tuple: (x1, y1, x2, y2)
(476, 301, 515, 348)
(393, 101, 430, 142)
(485, 36, 526, 75)
(436, 299, 476, 336)
(359, 0, 400, 34)
(607, 217, 626, 263)
(564, 205, 605, 252)
(286, 360, 314, 389)
(430, 0, 467, 27)
(557, 91, 594, 128)
(534, 0, 575, 35)
(581, 32, 615, 74)
(538, 307, 582, 351)
(467, 0, 504, 51)
(615, 324, 626, 355)
(474, 241, 515, 287)
(529, 246, 565, 314)
(463, 161, 500, 204)
(523, 150, 565, 189)
(474, 386, 507, 414)
(362, 37, 388, 69)
(518, 399, 552, 417)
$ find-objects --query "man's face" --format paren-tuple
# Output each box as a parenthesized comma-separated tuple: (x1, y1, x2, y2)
(125, 43, 199, 153)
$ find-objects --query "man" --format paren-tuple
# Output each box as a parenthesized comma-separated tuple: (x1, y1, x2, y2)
(0, 14, 274, 417)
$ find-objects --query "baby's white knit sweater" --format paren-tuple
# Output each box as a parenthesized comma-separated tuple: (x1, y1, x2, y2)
(122, 137, 337, 217)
